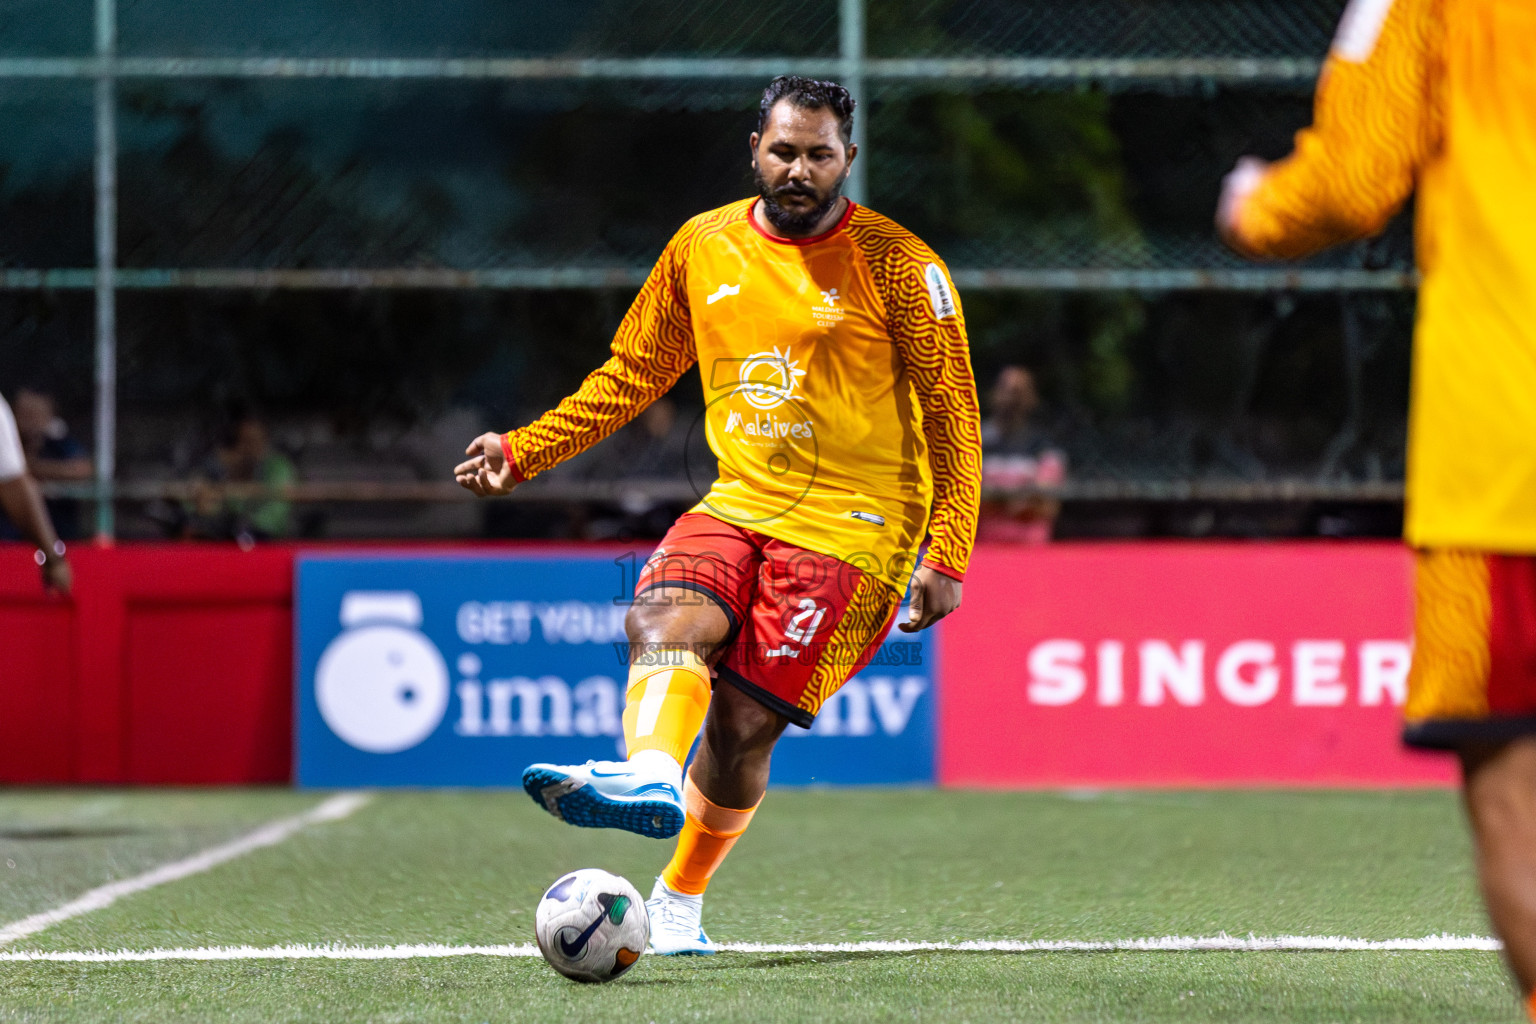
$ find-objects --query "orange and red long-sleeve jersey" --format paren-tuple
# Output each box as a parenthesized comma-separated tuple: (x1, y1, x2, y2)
(1235, 0, 1536, 553)
(502, 198, 983, 592)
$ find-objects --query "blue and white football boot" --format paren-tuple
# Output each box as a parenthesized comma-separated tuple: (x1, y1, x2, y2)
(521, 753, 685, 839)
(645, 877, 716, 956)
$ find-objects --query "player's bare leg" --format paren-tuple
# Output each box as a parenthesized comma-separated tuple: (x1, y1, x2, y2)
(688, 681, 788, 810)
(1460, 737, 1536, 1013)
(521, 586, 729, 838)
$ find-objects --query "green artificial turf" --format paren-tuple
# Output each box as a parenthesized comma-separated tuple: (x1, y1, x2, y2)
(0, 790, 318, 924)
(0, 788, 1521, 1023)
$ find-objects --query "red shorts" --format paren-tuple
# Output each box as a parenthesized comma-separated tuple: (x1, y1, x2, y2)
(636, 513, 904, 728)
(1404, 549, 1536, 749)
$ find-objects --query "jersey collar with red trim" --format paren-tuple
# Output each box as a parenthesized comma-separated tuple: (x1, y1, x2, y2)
(746, 197, 857, 247)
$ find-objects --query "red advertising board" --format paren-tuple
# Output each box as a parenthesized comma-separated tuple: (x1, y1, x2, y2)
(0, 543, 296, 785)
(1, 540, 1460, 787)
(0, 540, 624, 785)
(940, 543, 1456, 787)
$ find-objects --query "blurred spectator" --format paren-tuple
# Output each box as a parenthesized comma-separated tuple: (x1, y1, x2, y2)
(606, 398, 692, 479)
(580, 397, 702, 539)
(978, 366, 1067, 544)
(185, 412, 297, 542)
(0, 391, 71, 592)
(13, 387, 91, 540)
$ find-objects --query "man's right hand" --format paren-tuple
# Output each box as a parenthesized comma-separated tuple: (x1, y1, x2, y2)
(454, 432, 519, 497)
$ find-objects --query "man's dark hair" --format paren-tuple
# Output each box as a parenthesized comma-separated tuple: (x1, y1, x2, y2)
(757, 75, 856, 146)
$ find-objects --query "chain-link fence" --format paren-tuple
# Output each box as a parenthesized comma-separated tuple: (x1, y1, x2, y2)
(0, 0, 1411, 543)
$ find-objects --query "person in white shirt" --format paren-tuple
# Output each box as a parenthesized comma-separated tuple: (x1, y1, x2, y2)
(0, 393, 71, 593)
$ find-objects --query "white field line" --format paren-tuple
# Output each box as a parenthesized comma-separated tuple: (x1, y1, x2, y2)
(0, 793, 372, 947)
(0, 934, 1502, 963)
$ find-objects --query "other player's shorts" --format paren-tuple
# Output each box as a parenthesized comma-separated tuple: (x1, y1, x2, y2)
(635, 512, 904, 728)
(1404, 549, 1536, 749)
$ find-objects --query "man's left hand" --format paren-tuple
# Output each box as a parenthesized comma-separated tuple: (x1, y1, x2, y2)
(898, 564, 962, 633)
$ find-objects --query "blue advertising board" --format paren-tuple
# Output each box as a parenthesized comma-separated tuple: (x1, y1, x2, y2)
(295, 553, 937, 788)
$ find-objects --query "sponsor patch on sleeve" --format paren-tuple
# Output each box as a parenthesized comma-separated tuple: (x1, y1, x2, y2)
(924, 263, 957, 320)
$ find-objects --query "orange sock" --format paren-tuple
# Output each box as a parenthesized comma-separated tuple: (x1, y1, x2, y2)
(622, 649, 711, 767)
(1526, 990, 1536, 1023)
(661, 773, 760, 895)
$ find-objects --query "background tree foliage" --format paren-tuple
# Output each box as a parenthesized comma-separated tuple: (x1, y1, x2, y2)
(0, 0, 1412, 506)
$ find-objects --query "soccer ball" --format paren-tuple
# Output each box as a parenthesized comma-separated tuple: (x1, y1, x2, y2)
(534, 869, 649, 983)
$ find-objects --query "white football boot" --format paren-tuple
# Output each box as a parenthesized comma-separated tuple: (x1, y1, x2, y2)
(645, 877, 715, 955)
(521, 750, 685, 839)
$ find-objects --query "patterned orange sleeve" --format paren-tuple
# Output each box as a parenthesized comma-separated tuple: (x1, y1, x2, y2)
(501, 228, 698, 482)
(852, 215, 983, 580)
(1235, 0, 1441, 259)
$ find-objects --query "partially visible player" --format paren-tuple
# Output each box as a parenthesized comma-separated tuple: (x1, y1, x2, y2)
(0, 391, 71, 593)
(458, 76, 981, 954)
(1217, 0, 1536, 1014)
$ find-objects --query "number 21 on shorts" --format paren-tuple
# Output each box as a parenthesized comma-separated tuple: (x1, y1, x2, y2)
(784, 598, 826, 647)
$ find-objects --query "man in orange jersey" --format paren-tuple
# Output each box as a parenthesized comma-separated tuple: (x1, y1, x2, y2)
(456, 76, 981, 955)
(1218, 0, 1536, 1012)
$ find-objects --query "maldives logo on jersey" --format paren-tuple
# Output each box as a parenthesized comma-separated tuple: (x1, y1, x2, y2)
(725, 410, 816, 440)
(736, 345, 807, 410)
(721, 345, 816, 443)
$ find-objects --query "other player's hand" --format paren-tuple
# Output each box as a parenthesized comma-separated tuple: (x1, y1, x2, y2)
(454, 432, 518, 497)
(1216, 156, 1268, 257)
(898, 564, 961, 633)
(40, 554, 71, 595)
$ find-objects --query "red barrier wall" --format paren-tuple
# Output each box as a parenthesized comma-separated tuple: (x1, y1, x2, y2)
(0, 541, 1458, 787)
(0, 544, 296, 784)
(0, 541, 622, 785)
(939, 543, 1456, 787)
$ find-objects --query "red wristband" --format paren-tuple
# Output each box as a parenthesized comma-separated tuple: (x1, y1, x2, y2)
(923, 559, 965, 582)
(499, 433, 527, 483)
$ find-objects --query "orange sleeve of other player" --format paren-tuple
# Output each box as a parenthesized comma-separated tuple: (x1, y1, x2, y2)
(501, 231, 698, 482)
(1235, 0, 1442, 260)
(853, 221, 982, 580)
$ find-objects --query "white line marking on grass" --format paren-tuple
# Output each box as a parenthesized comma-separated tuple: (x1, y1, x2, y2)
(0, 934, 1502, 963)
(0, 793, 372, 947)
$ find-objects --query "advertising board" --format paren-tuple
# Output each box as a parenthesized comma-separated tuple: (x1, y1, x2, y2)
(296, 553, 936, 787)
(940, 544, 1454, 787)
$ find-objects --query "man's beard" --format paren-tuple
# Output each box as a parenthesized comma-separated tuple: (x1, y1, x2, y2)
(754, 162, 848, 234)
